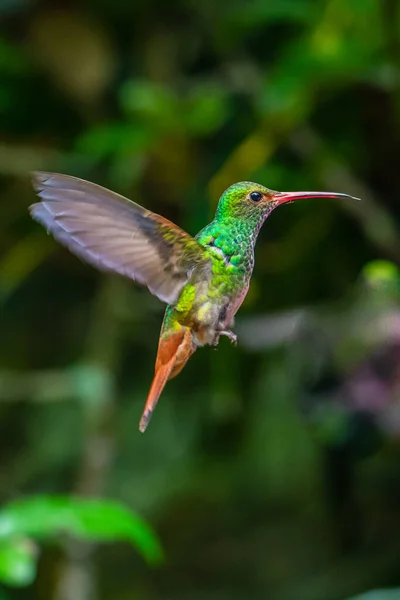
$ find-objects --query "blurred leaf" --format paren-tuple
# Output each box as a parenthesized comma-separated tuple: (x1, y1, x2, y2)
(362, 260, 400, 291)
(120, 80, 179, 131)
(120, 80, 230, 138)
(0, 496, 163, 565)
(0, 538, 36, 587)
(184, 85, 231, 136)
(75, 122, 154, 158)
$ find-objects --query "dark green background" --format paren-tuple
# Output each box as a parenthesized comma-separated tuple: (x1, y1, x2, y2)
(1, 0, 400, 598)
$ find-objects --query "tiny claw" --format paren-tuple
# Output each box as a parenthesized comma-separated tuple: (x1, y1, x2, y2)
(139, 409, 152, 433)
(218, 330, 237, 346)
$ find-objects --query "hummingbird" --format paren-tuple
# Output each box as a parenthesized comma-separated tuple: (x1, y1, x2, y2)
(29, 172, 357, 432)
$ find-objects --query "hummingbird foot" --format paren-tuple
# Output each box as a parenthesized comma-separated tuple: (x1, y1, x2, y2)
(215, 329, 237, 346)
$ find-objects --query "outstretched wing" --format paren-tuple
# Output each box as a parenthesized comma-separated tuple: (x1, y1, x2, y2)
(30, 172, 210, 304)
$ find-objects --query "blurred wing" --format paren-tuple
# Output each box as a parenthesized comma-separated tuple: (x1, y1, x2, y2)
(30, 172, 210, 304)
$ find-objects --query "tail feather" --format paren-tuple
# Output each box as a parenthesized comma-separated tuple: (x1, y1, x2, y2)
(139, 327, 195, 432)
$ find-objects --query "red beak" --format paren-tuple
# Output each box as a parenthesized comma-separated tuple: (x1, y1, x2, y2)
(273, 190, 360, 205)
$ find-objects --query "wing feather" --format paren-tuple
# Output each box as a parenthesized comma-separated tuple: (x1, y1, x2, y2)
(29, 172, 210, 304)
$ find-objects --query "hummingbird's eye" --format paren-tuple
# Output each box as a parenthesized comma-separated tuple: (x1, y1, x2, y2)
(249, 191, 263, 202)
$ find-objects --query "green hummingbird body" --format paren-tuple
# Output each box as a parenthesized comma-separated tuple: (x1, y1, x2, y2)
(29, 172, 357, 432)
(162, 182, 269, 348)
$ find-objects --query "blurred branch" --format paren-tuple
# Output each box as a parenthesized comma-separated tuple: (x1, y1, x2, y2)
(0, 143, 62, 176)
(0, 366, 111, 403)
(52, 277, 127, 600)
(0, 143, 96, 177)
(237, 304, 400, 353)
(0, 274, 123, 600)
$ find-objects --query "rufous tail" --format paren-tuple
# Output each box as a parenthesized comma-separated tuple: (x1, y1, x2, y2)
(139, 327, 196, 433)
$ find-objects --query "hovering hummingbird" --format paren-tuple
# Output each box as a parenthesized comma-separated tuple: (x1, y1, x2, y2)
(29, 172, 357, 432)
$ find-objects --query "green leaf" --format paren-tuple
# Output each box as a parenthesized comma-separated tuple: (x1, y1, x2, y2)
(0, 496, 163, 566)
(0, 538, 36, 587)
(184, 85, 231, 136)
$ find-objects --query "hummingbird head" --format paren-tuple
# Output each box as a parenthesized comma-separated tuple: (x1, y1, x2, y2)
(215, 181, 359, 228)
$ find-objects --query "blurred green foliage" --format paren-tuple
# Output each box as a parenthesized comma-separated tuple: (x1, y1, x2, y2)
(0, 495, 162, 587)
(1, 0, 400, 599)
